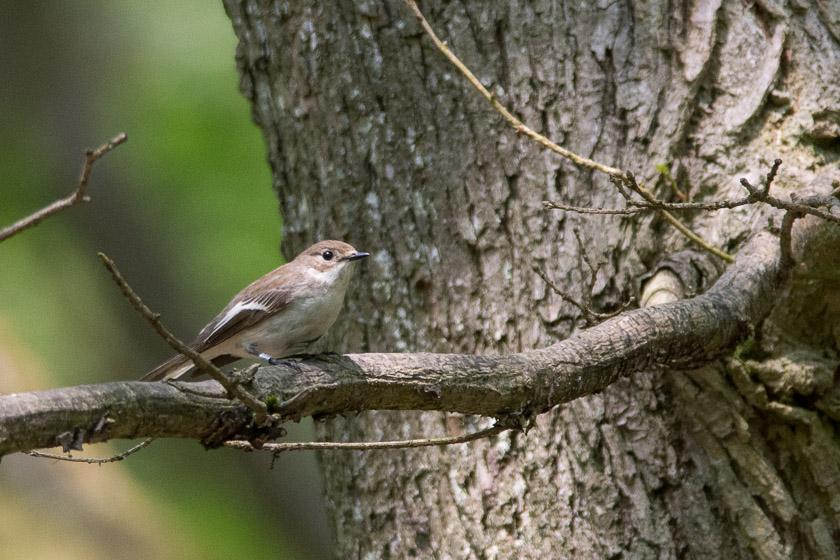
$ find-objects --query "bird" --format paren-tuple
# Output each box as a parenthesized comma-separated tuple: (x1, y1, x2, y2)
(141, 240, 369, 381)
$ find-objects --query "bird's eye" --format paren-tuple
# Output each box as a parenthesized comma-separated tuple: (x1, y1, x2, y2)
(322, 250, 334, 261)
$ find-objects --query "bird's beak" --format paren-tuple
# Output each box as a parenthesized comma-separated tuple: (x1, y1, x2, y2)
(345, 251, 370, 261)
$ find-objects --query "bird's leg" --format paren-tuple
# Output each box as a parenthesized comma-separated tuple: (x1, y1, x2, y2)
(243, 345, 311, 375)
(268, 356, 307, 376)
(244, 344, 282, 365)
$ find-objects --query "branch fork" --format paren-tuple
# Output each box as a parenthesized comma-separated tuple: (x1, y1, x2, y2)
(0, 133, 127, 243)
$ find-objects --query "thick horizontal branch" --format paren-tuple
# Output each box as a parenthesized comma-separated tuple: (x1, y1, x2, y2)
(1, 206, 836, 457)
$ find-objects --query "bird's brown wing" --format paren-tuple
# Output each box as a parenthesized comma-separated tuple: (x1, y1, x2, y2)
(192, 287, 296, 351)
(140, 266, 298, 382)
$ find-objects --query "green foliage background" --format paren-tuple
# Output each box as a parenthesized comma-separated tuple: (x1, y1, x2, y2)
(0, 4, 327, 559)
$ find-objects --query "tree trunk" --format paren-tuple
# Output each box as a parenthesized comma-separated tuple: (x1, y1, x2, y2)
(224, 1, 840, 557)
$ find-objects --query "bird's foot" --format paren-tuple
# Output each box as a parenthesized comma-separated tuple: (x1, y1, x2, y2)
(287, 353, 320, 361)
(267, 356, 305, 375)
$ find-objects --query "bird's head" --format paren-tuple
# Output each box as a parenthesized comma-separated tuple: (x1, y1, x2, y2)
(295, 240, 370, 276)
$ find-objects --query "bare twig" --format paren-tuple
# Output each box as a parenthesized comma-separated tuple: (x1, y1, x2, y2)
(554, 160, 840, 269)
(542, 200, 645, 215)
(574, 228, 603, 321)
(166, 381, 234, 399)
(29, 438, 153, 464)
(740, 177, 759, 196)
(0, 133, 127, 243)
(574, 229, 598, 282)
(776, 187, 838, 276)
(558, 168, 840, 225)
(545, 192, 769, 215)
(763, 158, 783, 195)
(610, 174, 636, 201)
(763, 197, 840, 224)
(623, 172, 735, 262)
(532, 264, 591, 317)
(98, 252, 272, 425)
(739, 169, 840, 226)
(224, 423, 507, 454)
(532, 228, 635, 326)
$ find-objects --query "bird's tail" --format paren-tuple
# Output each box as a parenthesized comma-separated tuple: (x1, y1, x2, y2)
(140, 354, 194, 382)
(140, 353, 239, 382)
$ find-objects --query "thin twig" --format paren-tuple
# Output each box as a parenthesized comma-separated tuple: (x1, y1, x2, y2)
(29, 438, 154, 464)
(403, 1, 730, 262)
(579, 228, 635, 321)
(573, 228, 637, 323)
(630, 196, 753, 212)
(739, 172, 840, 226)
(740, 177, 759, 196)
(542, 200, 646, 215)
(610, 174, 636, 201)
(224, 423, 507, 454)
(545, 193, 767, 215)
(0, 133, 127, 243)
(763, 158, 782, 196)
(765, 197, 840, 224)
(549, 182, 840, 226)
(413, 0, 831, 264)
(776, 188, 839, 278)
(661, 208, 732, 260)
(532, 264, 591, 317)
(98, 253, 272, 425)
(574, 228, 598, 284)
(532, 262, 635, 325)
(574, 227, 602, 321)
(623, 172, 735, 263)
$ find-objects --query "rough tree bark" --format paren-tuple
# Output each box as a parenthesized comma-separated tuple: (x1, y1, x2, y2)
(224, 1, 840, 558)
